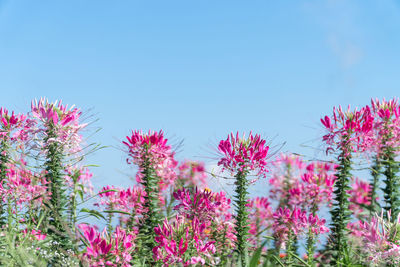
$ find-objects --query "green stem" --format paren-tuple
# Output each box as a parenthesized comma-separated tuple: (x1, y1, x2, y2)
(107, 204, 114, 233)
(382, 146, 400, 221)
(0, 140, 9, 228)
(285, 230, 295, 267)
(71, 185, 77, 233)
(306, 229, 315, 266)
(136, 147, 161, 264)
(369, 156, 382, 215)
(44, 124, 69, 249)
(329, 150, 352, 266)
(234, 170, 249, 267)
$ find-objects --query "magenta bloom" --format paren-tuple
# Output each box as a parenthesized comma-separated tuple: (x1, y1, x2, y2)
(123, 130, 173, 166)
(31, 98, 86, 154)
(96, 185, 146, 227)
(22, 229, 47, 241)
(348, 211, 400, 265)
(321, 105, 374, 156)
(273, 207, 329, 248)
(79, 224, 135, 267)
(366, 98, 400, 154)
(173, 187, 222, 221)
(247, 197, 273, 246)
(0, 107, 33, 145)
(347, 178, 372, 217)
(124, 130, 178, 193)
(289, 162, 337, 212)
(273, 207, 308, 237)
(0, 161, 48, 210)
(218, 132, 269, 177)
(307, 213, 329, 235)
(269, 153, 305, 204)
(176, 160, 208, 189)
(153, 215, 216, 266)
(269, 154, 336, 213)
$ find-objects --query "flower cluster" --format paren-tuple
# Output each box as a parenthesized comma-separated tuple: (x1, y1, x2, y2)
(64, 166, 94, 195)
(173, 188, 223, 221)
(321, 105, 374, 156)
(347, 178, 372, 217)
(0, 107, 33, 144)
(349, 212, 400, 266)
(0, 162, 48, 209)
(269, 154, 336, 213)
(153, 215, 216, 266)
(273, 207, 328, 247)
(289, 162, 336, 212)
(368, 98, 400, 154)
(218, 132, 269, 177)
(31, 98, 86, 154)
(269, 154, 304, 204)
(247, 197, 273, 246)
(96, 185, 146, 226)
(124, 130, 173, 166)
(176, 161, 207, 189)
(80, 224, 135, 267)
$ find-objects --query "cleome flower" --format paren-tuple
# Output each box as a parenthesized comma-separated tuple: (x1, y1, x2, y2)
(218, 132, 269, 178)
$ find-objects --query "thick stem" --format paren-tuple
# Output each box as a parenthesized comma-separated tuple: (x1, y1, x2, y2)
(369, 156, 382, 215)
(107, 204, 114, 234)
(234, 170, 249, 267)
(329, 150, 352, 266)
(136, 149, 161, 264)
(382, 147, 400, 221)
(44, 124, 69, 249)
(70, 185, 77, 233)
(306, 229, 316, 267)
(285, 230, 295, 267)
(0, 140, 9, 228)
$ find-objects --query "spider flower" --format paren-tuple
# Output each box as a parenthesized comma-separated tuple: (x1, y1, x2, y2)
(218, 132, 269, 178)
(321, 105, 374, 156)
(80, 224, 135, 267)
(153, 215, 216, 266)
(347, 178, 372, 217)
(31, 98, 86, 154)
(349, 211, 400, 266)
(124, 130, 173, 166)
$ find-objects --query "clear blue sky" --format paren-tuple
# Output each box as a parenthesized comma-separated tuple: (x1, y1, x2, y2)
(0, 0, 399, 191)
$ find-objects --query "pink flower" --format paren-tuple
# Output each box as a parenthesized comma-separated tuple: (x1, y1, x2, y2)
(269, 154, 336, 213)
(218, 132, 270, 178)
(22, 229, 47, 241)
(247, 197, 273, 247)
(349, 211, 400, 265)
(0, 161, 48, 210)
(306, 213, 329, 235)
(64, 166, 94, 195)
(173, 188, 222, 222)
(347, 178, 372, 217)
(123, 130, 173, 167)
(31, 98, 86, 154)
(153, 215, 216, 266)
(176, 160, 208, 189)
(79, 224, 135, 267)
(321, 105, 374, 156)
(95, 185, 146, 227)
(124, 129, 178, 195)
(365, 98, 400, 155)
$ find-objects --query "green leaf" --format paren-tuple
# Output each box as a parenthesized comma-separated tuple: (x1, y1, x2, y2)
(80, 208, 106, 220)
(271, 255, 285, 267)
(250, 240, 268, 267)
(103, 210, 131, 215)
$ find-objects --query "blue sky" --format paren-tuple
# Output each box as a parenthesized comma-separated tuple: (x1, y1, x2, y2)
(0, 0, 399, 192)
